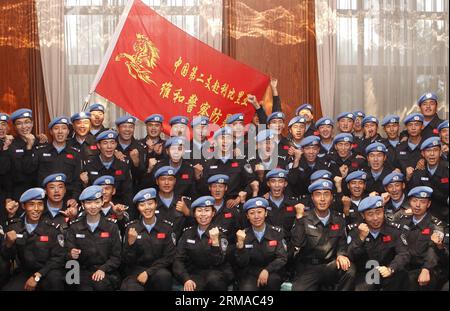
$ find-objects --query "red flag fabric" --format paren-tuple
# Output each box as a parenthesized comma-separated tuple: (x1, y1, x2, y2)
(91, 0, 269, 129)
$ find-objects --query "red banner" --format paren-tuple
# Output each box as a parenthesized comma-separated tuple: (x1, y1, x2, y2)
(91, 0, 269, 130)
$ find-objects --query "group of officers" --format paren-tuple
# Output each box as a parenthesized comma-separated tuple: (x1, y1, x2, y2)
(0, 80, 448, 291)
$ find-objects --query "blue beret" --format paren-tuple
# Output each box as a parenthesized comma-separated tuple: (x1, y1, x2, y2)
(0, 113, 9, 122)
(354, 111, 366, 118)
(243, 197, 269, 211)
(266, 168, 288, 180)
(404, 113, 424, 125)
(420, 137, 441, 151)
(288, 116, 307, 127)
(133, 188, 157, 203)
(267, 112, 285, 123)
(169, 116, 189, 126)
(93, 175, 115, 186)
(42, 173, 67, 187)
(71, 111, 91, 122)
(382, 172, 404, 187)
(165, 136, 186, 148)
(333, 133, 353, 145)
(20, 187, 45, 203)
(336, 112, 355, 121)
(96, 130, 118, 142)
(226, 113, 244, 124)
(308, 179, 334, 193)
(154, 166, 177, 179)
(11, 109, 32, 122)
(48, 116, 70, 129)
(296, 103, 314, 115)
(438, 120, 449, 132)
(300, 136, 321, 148)
(345, 170, 367, 183)
(362, 116, 379, 126)
(310, 170, 333, 182)
(207, 174, 229, 185)
(115, 115, 137, 126)
(88, 103, 105, 112)
(381, 114, 400, 126)
(144, 114, 164, 123)
(417, 92, 438, 106)
(256, 129, 276, 143)
(213, 126, 233, 139)
(358, 196, 384, 212)
(315, 117, 334, 128)
(191, 196, 215, 210)
(408, 186, 433, 198)
(191, 116, 209, 127)
(365, 142, 388, 155)
(79, 185, 103, 201)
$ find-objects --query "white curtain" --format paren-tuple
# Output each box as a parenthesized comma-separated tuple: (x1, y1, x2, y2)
(66, 0, 222, 138)
(36, 0, 70, 119)
(317, 0, 448, 121)
(315, 0, 337, 118)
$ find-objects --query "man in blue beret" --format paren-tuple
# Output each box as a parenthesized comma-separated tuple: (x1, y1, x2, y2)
(417, 92, 444, 140)
(396, 186, 445, 290)
(291, 179, 355, 290)
(2, 188, 66, 291)
(0, 113, 12, 224)
(114, 115, 146, 193)
(288, 116, 307, 149)
(140, 114, 166, 162)
(82, 130, 133, 211)
(23, 116, 83, 202)
(169, 115, 189, 138)
(395, 113, 425, 177)
(380, 115, 401, 168)
(437, 120, 449, 161)
(382, 172, 411, 222)
(362, 142, 393, 194)
(225, 113, 249, 160)
(189, 116, 213, 167)
(66, 185, 122, 291)
(347, 195, 410, 290)
(335, 170, 368, 226)
(353, 111, 366, 139)
(315, 117, 334, 157)
(295, 103, 316, 137)
(410, 137, 449, 223)
(337, 112, 355, 134)
(266, 112, 292, 158)
(88, 103, 107, 137)
(360, 116, 388, 155)
(67, 111, 99, 161)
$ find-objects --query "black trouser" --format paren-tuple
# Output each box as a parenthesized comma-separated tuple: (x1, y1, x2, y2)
(293, 261, 356, 291)
(74, 270, 120, 291)
(187, 269, 231, 291)
(120, 268, 172, 291)
(408, 268, 438, 291)
(237, 272, 283, 291)
(2, 269, 65, 291)
(354, 270, 409, 291)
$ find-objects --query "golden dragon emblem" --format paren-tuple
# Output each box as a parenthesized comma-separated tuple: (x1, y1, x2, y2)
(115, 33, 160, 86)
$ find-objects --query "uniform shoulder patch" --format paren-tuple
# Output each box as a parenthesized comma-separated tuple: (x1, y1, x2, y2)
(125, 220, 138, 228)
(270, 225, 282, 233)
(162, 219, 174, 227)
(183, 226, 194, 232)
(388, 222, 402, 230)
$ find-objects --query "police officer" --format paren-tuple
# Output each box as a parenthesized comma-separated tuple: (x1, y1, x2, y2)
(226, 113, 248, 159)
(82, 130, 133, 210)
(66, 186, 122, 291)
(398, 186, 444, 290)
(266, 112, 291, 158)
(114, 115, 146, 192)
(353, 111, 366, 139)
(287, 116, 307, 149)
(363, 142, 393, 194)
(92, 175, 130, 235)
(295, 103, 316, 137)
(41, 173, 79, 231)
(336, 112, 364, 155)
(88, 103, 107, 137)
(360, 116, 387, 153)
(173, 196, 233, 291)
(438, 120, 449, 161)
(336, 170, 368, 225)
(395, 113, 425, 177)
(0, 113, 12, 224)
(121, 188, 175, 291)
(382, 172, 412, 222)
(315, 117, 335, 157)
(381, 115, 401, 168)
(234, 197, 287, 291)
(140, 114, 166, 162)
(67, 112, 99, 161)
(169, 115, 189, 138)
(1, 188, 65, 291)
(25, 116, 82, 201)
(410, 137, 449, 222)
(190, 116, 212, 166)
(291, 179, 355, 291)
(347, 196, 410, 291)
(207, 174, 243, 243)
(153, 166, 191, 238)
(196, 127, 258, 208)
